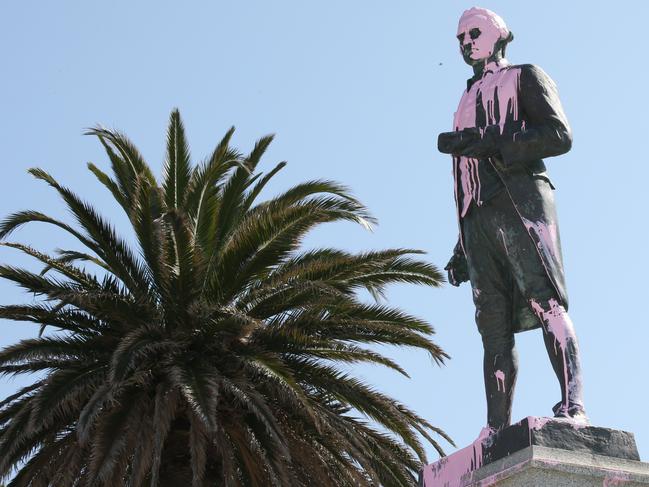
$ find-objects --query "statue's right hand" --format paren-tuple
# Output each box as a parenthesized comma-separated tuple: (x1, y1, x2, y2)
(444, 251, 470, 287)
(438, 131, 467, 155)
(438, 129, 481, 155)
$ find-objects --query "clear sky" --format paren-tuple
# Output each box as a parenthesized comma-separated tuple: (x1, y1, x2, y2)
(1, 0, 647, 464)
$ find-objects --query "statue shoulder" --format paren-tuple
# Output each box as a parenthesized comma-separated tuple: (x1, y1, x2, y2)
(510, 64, 555, 85)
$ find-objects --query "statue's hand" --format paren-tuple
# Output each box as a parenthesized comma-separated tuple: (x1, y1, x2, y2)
(438, 130, 476, 155)
(457, 126, 501, 159)
(444, 250, 469, 287)
(439, 127, 502, 158)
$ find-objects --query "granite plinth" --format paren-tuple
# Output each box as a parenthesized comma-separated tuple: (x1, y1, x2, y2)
(420, 417, 643, 487)
(465, 446, 649, 486)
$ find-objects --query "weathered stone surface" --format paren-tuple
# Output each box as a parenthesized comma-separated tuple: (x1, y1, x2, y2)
(490, 417, 639, 462)
(419, 417, 643, 486)
(470, 445, 649, 486)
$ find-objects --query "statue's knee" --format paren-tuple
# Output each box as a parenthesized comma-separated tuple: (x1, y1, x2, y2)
(528, 297, 576, 339)
(529, 297, 566, 316)
(481, 333, 515, 356)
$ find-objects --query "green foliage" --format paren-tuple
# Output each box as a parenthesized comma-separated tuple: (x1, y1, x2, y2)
(0, 110, 452, 486)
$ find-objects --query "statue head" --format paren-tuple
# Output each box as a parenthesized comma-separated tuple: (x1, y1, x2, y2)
(457, 7, 513, 67)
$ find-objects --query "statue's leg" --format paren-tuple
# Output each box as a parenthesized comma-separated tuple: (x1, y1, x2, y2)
(462, 206, 517, 431)
(489, 191, 587, 419)
(529, 298, 585, 418)
(481, 327, 518, 430)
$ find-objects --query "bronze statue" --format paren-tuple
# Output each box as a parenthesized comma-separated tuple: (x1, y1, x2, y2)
(438, 7, 587, 433)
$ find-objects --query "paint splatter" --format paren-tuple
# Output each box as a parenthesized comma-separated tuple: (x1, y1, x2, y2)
(494, 370, 506, 392)
(521, 217, 558, 261)
(421, 427, 496, 487)
(453, 63, 521, 218)
(421, 417, 599, 486)
(529, 298, 582, 413)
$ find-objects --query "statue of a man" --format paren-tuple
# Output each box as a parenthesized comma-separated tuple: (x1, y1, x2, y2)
(438, 7, 587, 433)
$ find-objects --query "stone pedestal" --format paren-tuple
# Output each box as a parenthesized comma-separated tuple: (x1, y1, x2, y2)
(420, 417, 649, 486)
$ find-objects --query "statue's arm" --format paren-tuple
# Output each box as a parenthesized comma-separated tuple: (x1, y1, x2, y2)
(499, 64, 573, 165)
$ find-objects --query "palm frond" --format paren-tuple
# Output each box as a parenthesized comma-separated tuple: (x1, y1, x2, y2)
(0, 111, 451, 486)
(163, 109, 192, 210)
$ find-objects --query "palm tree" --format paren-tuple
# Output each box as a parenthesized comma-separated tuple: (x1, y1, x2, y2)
(0, 110, 452, 486)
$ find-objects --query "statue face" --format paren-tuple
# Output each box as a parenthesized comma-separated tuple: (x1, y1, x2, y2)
(456, 18, 501, 66)
(456, 8, 509, 67)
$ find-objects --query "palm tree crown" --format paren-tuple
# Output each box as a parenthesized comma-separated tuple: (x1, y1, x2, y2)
(0, 110, 451, 486)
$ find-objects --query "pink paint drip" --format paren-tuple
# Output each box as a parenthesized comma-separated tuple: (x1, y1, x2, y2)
(421, 427, 496, 487)
(458, 157, 476, 217)
(421, 417, 596, 486)
(530, 298, 574, 407)
(527, 416, 552, 431)
(530, 299, 567, 355)
(453, 63, 521, 218)
(529, 298, 580, 410)
(521, 217, 558, 260)
(494, 370, 506, 393)
(527, 416, 551, 446)
(478, 66, 521, 134)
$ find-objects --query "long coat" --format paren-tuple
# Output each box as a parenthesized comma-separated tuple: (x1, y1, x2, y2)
(452, 63, 573, 332)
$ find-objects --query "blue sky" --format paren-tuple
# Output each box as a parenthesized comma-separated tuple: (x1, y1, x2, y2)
(1, 1, 647, 464)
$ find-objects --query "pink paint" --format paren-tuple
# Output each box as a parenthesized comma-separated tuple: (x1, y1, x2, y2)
(521, 217, 558, 260)
(421, 443, 480, 487)
(421, 427, 496, 487)
(458, 157, 478, 217)
(453, 62, 521, 217)
(527, 416, 551, 431)
(494, 370, 505, 393)
(491, 181, 563, 302)
(530, 298, 572, 353)
(422, 417, 597, 486)
(527, 416, 551, 446)
(529, 298, 581, 411)
(603, 473, 631, 486)
(531, 299, 567, 396)
(530, 299, 587, 420)
(457, 8, 509, 63)
(450, 10, 524, 229)
(528, 415, 588, 435)
(478, 65, 521, 134)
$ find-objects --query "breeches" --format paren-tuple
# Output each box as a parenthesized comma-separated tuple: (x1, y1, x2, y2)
(462, 190, 559, 354)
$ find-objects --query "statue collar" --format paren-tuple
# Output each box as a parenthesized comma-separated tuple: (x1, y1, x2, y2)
(466, 58, 511, 90)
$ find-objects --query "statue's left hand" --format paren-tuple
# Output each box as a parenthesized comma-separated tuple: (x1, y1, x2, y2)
(444, 250, 469, 287)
